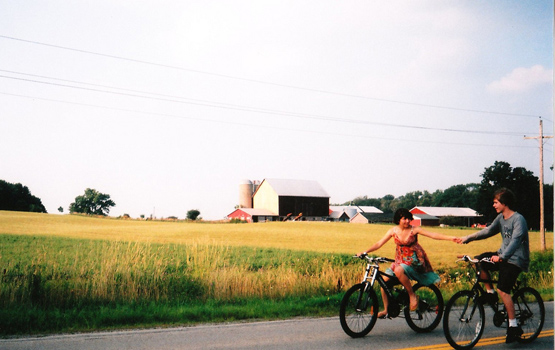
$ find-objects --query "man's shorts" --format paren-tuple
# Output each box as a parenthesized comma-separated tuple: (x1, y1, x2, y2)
(475, 252, 522, 294)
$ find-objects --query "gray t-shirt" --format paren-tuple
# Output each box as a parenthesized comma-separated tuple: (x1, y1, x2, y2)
(463, 212, 529, 271)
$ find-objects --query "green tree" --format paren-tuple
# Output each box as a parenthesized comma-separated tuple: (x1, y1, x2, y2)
(0, 180, 46, 213)
(351, 195, 381, 208)
(380, 194, 396, 213)
(186, 209, 201, 220)
(69, 188, 115, 216)
(418, 191, 434, 206)
(432, 184, 479, 208)
(478, 161, 541, 229)
(543, 183, 553, 230)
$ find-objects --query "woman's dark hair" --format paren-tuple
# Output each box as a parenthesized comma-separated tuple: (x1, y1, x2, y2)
(394, 208, 413, 224)
(494, 188, 516, 209)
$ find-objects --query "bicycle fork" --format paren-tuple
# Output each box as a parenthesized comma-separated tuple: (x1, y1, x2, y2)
(354, 262, 378, 312)
(459, 293, 480, 323)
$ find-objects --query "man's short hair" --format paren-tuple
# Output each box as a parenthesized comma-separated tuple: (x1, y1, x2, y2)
(494, 188, 517, 209)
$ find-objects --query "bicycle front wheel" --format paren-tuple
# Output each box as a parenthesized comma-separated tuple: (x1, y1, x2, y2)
(405, 283, 444, 333)
(339, 283, 379, 338)
(443, 290, 485, 350)
(513, 287, 545, 343)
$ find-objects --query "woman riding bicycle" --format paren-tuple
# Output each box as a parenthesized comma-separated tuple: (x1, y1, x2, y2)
(357, 208, 461, 317)
(461, 188, 530, 344)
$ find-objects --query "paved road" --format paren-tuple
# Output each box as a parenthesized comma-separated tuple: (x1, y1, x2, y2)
(2, 302, 552, 350)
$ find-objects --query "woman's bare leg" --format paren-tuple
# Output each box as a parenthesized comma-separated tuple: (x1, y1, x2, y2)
(378, 275, 389, 317)
(394, 266, 417, 309)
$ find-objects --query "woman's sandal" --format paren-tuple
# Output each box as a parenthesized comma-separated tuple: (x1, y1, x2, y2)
(377, 310, 388, 319)
(410, 296, 420, 311)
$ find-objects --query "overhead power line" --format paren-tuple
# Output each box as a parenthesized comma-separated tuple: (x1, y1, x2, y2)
(0, 72, 539, 137)
(0, 91, 538, 150)
(0, 34, 542, 118)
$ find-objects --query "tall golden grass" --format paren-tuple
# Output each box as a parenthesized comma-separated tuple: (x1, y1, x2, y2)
(1, 211, 552, 307)
(2, 210, 552, 266)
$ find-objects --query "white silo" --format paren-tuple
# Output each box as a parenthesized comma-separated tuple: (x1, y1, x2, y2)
(239, 179, 254, 208)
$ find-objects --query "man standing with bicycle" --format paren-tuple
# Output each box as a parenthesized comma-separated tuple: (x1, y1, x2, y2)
(461, 188, 530, 343)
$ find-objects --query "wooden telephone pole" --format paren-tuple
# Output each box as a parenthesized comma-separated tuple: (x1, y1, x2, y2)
(524, 118, 553, 251)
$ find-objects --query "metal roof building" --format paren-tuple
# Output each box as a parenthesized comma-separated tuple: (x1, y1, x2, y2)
(226, 208, 278, 223)
(328, 205, 383, 223)
(252, 178, 330, 221)
(410, 207, 482, 227)
(410, 207, 480, 217)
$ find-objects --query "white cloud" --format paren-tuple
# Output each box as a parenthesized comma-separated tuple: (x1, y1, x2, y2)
(487, 65, 553, 93)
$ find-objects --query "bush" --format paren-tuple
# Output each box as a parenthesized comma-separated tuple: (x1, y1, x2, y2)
(439, 216, 466, 226)
(528, 250, 554, 272)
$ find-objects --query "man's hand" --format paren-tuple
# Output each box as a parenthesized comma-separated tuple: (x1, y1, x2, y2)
(490, 255, 501, 263)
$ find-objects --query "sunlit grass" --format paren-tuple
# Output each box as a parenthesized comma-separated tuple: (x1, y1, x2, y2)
(2, 211, 551, 266)
(0, 211, 552, 335)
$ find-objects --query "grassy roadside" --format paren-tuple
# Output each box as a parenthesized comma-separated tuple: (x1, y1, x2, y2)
(0, 211, 552, 336)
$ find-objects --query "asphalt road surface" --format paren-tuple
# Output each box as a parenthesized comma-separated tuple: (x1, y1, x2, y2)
(2, 302, 552, 350)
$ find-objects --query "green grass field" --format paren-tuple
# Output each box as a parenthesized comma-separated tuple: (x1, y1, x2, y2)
(1, 211, 552, 335)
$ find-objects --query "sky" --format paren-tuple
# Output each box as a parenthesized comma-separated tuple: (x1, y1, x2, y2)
(0, 1, 553, 220)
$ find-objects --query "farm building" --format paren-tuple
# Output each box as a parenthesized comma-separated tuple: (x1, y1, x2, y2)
(226, 208, 278, 223)
(328, 205, 383, 223)
(410, 213, 440, 227)
(229, 178, 330, 222)
(410, 207, 482, 227)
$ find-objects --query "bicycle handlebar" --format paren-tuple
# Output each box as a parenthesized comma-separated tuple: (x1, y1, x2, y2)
(456, 255, 494, 264)
(354, 253, 395, 263)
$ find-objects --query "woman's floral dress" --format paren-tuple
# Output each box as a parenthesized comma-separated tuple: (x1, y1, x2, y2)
(385, 226, 440, 286)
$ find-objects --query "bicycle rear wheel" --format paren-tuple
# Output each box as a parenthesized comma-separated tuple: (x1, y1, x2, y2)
(339, 283, 379, 338)
(443, 290, 485, 350)
(405, 283, 444, 333)
(513, 287, 545, 343)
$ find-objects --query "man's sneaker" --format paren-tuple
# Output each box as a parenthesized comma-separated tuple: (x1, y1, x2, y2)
(506, 326, 523, 343)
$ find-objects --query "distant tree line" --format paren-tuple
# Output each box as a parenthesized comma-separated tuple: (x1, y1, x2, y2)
(0, 180, 46, 213)
(344, 161, 553, 231)
(2, 161, 552, 229)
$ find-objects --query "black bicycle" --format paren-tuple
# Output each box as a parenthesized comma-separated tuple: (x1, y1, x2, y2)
(339, 254, 443, 337)
(443, 255, 545, 350)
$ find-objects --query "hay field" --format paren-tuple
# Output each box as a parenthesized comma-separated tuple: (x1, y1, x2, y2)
(1, 210, 552, 334)
(1, 210, 552, 269)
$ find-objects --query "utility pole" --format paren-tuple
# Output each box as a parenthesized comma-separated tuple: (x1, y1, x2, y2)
(524, 118, 553, 251)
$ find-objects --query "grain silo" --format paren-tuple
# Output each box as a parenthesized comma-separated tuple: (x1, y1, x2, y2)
(239, 179, 256, 208)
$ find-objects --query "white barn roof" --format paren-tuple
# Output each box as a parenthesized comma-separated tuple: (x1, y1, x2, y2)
(330, 205, 383, 214)
(411, 207, 480, 217)
(263, 179, 330, 198)
(412, 214, 439, 220)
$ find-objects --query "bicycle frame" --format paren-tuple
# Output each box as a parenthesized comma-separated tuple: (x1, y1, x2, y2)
(341, 254, 445, 338)
(452, 255, 532, 328)
(443, 255, 545, 349)
(357, 256, 402, 313)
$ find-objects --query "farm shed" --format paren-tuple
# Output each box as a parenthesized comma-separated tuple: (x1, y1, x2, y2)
(330, 207, 358, 222)
(253, 178, 330, 221)
(410, 207, 482, 227)
(410, 213, 439, 227)
(226, 208, 278, 223)
(350, 212, 392, 224)
(328, 205, 383, 223)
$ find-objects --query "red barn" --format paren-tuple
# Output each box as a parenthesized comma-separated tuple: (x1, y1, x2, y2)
(410, 207, 482, 227)
(226, 208, 278, 223)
